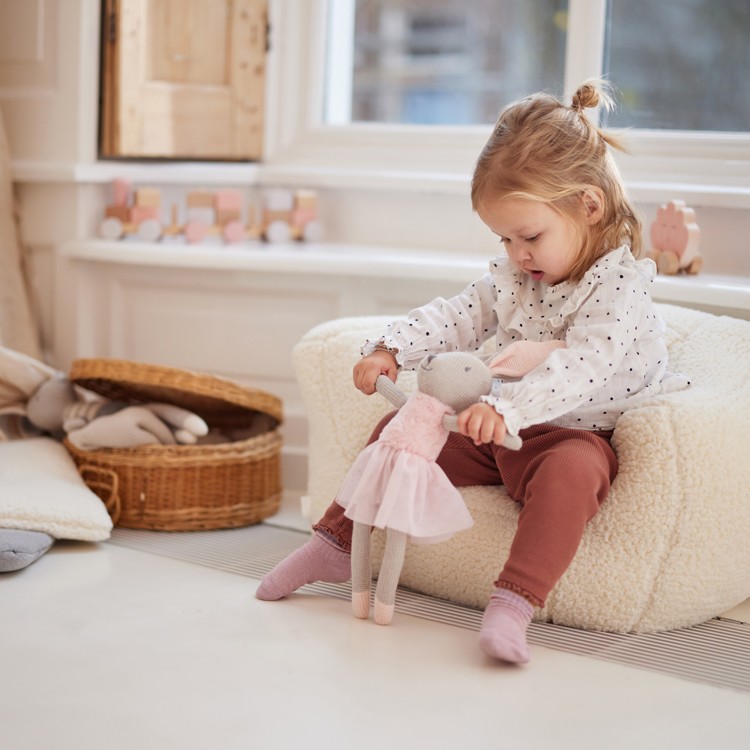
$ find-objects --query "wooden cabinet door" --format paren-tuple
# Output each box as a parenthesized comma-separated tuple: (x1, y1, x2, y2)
(101, 0, 267, 160)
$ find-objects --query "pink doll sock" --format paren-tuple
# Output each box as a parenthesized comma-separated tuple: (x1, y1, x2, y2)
(255, 532, 351, 600)
(479, 588, 534, 664)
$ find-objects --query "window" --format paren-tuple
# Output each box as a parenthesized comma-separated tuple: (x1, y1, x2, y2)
(326, 0, 749, 132)
(326, 0, 568, 126)
(604, 0, 750, 132)
(266, 0, 750, 207)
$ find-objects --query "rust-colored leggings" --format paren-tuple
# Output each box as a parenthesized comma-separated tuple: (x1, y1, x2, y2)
(314, 411, 618, 607)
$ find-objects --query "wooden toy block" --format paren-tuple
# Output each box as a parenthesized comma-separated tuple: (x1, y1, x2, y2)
(130, 204, 160, 224)
(294, 189, 318, 210)
(112, 178, 131, 206)
(134, 187, 161, 208)
(105, 205, 130, 222)
(263, 208, 292, 224)
(216, 209, 241, 226)
(292, 207, 317, 226)
(186, 190, 214, 209)
(214, 189, 243, 211)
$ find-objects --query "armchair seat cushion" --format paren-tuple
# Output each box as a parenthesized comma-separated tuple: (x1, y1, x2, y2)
(292, 304, 750, 633)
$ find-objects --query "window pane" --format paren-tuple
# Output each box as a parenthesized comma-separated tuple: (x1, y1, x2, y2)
(603, 0, 750, 132)
(327, 0, 568, 125)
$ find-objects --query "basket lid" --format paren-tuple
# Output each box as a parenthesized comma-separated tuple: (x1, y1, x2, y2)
(69, 359, 282, 429)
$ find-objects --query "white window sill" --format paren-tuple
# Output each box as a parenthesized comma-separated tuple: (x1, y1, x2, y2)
(11, 160, 262, 186)
(61, 238, 750, 316)
(13, 159, 750, 209)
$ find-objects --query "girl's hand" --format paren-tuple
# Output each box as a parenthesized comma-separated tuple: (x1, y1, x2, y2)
(457, 402, 507, 446)
(353, 350, 398, 395)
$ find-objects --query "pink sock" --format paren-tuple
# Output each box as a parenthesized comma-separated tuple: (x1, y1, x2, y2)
(479, 588, 534, 664)
(255, 533, 351, 600)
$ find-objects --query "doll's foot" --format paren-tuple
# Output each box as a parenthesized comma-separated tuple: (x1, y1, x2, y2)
(374, 598, 395, 626)
(479, 588, 534, 664)
(352, 590, 370, 619)
(255, 532, 351, 600)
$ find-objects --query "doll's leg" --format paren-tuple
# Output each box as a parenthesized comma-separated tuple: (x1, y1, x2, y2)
(374, 529, 408, 625)
(351, 521, 372, 618)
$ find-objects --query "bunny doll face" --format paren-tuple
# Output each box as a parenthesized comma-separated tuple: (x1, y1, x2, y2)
(417, 352, 493, 413)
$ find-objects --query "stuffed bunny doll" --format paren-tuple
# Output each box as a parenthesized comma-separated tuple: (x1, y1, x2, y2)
(338, 340, 564, 625)
(25, 374, 209, 449)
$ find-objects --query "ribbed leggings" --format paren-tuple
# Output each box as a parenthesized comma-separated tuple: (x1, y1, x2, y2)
(314, 411, 618, 607)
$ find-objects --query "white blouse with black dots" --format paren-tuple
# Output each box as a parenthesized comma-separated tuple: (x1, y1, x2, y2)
(362, 246, 689, 436)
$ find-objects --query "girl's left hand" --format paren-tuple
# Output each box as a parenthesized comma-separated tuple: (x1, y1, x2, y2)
(456, 402, 507, 446)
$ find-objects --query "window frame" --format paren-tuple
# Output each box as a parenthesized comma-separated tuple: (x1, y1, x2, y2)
(263, 0, 750, 208)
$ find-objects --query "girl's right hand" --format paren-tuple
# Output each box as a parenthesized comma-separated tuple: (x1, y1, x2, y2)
(353, 350, 398, 395)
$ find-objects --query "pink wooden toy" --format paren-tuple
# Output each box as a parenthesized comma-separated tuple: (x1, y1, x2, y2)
(648, 200, 702, 275)
(100, 180, 165, 241)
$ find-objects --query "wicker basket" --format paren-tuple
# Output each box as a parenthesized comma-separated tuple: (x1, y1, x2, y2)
(63, 358, 283, 531)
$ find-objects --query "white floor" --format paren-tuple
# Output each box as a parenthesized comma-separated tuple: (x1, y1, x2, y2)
(2, 525, 749, 750)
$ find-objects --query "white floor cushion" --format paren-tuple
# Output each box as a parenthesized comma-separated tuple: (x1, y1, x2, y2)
(0, 438, 113, 541)
(293, 304, 750, 633)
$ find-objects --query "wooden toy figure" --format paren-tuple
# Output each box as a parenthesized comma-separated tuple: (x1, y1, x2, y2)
(648, 199, 702, 275)
(261, 189, 324, 243)
(100, 179, 164, 241)
(183, 189, 251, 244)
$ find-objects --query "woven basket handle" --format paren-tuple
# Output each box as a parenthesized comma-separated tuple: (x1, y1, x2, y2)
(79, 465, 121, 524)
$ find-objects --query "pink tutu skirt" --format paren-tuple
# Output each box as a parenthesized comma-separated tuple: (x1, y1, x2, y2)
(337, 392, 473, 544)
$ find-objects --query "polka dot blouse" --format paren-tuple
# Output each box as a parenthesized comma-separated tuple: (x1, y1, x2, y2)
(363, 246, 688, 436)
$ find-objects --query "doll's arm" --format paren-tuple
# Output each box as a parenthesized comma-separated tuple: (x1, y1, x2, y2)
(442, 413, 522, 450)
(65, 405, 177, 450)
(65, 403, 209, 450)
(142, 403, 209, 444)
(375, 375, 408, 408)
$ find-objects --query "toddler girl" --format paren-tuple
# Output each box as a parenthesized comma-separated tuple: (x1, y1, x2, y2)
(256, 81, 685, 664)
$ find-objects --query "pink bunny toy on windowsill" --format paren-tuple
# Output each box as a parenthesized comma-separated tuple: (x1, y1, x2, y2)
(648, 199, 702, 275)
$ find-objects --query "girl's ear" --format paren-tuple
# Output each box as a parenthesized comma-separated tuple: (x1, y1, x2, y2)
(581, 189, 605, 225)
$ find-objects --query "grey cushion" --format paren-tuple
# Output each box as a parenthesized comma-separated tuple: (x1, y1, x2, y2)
(0, 528, 53, 572)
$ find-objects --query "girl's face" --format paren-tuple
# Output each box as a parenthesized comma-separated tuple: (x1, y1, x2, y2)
(478, 197, 584, 285)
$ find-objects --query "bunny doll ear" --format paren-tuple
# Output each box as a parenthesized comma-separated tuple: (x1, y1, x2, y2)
(488, 340, 567, 378)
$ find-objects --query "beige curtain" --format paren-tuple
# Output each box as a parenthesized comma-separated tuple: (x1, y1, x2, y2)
(0, 108, 41, 359)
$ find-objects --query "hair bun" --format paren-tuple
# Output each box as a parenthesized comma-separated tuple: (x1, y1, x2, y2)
(571, 82, 600, 112)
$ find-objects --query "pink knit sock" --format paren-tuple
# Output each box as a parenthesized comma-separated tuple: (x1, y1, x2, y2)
(255, 533, 351, 600)
(479, 588, 534, 664)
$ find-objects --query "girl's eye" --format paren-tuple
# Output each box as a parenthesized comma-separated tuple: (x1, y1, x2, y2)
(525, 234, 540, 243)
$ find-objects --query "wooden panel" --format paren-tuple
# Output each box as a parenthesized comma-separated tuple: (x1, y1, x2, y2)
(101, 0, 266, 160)
(148, 0, 230, 85)
(230, 0, 266, 158)
(0, 0, 56, 89)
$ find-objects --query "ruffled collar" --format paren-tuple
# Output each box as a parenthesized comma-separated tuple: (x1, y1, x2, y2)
(489, 246, 648, 338)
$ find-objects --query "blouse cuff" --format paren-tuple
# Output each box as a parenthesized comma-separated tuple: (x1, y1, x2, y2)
(479, 394, 523, 437)
(361, 337, 405, 368)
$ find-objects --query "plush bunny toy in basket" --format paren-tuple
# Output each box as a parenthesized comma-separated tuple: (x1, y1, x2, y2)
(337, 341, 564, 625)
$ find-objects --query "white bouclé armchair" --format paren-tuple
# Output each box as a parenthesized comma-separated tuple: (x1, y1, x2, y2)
(292, 304, 750, 633)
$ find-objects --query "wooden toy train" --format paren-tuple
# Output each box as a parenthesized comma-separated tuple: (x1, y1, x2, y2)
(100, 179, 324, 244)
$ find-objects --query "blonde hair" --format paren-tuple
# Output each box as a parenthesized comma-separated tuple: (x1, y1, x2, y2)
(471, 80, 641, 282)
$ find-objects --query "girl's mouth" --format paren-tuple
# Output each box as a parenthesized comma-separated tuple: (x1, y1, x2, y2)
(528, 270, 544, 281)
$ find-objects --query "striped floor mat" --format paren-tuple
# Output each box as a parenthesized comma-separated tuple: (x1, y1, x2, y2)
(108, 523, 750, 693)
